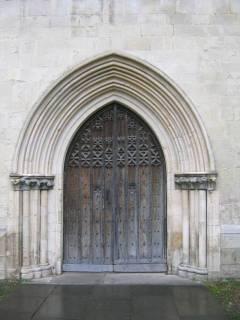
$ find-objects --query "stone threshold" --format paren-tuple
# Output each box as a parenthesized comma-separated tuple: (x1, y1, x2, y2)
(29, 272, 202, 286)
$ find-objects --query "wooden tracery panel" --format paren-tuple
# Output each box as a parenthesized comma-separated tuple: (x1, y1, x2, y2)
(63, 103, 167, 272)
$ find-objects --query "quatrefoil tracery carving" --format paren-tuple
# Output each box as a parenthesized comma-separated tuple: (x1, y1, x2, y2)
(67, 107, 163, 168)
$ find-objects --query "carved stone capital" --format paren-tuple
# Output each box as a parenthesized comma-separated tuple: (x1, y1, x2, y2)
(175, 173, 217, 191)
(10, 175, 54, 191)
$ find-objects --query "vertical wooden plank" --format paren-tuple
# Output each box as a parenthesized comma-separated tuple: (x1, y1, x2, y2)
(114, 167, 127, 263)
(63, 172, 68, 263)
(92, 168, 103, 264)
(115, 166, 126, 262)
(91, 111, 105, 265)
(65, 168, 81, 263)
(159, 164, 166, 261)
(103, 168, 113, 264)
(111, 105, 117, 264)
(80, 167, 91, 263)
(138, 166, 151, 260)
(103, 108, 114, 265)
(127, 168, 138, 262)
(148, 157, 153, 262)
(151, 166, 163, 263)
(114, 107, 127, 264)
(126, 111, 138, 263)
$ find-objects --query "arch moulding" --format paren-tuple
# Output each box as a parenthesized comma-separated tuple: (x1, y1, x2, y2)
(8, 52, 219, 280)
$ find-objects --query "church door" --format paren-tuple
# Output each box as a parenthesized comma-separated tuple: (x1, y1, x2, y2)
(63, 103, 167, 272)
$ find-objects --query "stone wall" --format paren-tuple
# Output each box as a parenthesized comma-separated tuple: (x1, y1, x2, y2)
(0, 0, 240, 278)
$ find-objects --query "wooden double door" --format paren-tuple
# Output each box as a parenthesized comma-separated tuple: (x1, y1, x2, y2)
(63, 103, 167, 272)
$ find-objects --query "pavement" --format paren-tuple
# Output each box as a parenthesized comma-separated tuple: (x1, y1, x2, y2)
(0, 273, 227, 320)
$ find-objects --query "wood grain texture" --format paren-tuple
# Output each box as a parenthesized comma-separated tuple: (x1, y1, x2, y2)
(63, 103, 166, 271)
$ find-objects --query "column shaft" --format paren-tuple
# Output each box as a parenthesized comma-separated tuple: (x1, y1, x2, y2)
(189, 190, 199, 267)
(22, 191, 30, 266)
(40, 190, 48, 265)
(199, 190, 207, 268)
(30, 189, 41, 266)
(182, 190, 190, 265)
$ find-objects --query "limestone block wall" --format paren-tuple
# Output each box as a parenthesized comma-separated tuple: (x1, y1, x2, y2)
(0, 0, 240, 278)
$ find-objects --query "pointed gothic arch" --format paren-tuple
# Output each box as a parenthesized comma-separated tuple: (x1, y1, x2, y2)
(9, 52, 218, 279)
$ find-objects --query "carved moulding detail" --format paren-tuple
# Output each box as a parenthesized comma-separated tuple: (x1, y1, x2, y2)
(175, 173, 217, 191)
(10, 175, 55, 191)
(178, 264, 208, 280)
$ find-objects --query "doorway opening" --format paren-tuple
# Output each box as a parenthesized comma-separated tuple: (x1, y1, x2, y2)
(63, 103, 167, 272)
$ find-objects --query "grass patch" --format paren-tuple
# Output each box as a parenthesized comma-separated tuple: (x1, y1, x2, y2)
(0, 279, 21, 301)
(206, 279, 240, 320)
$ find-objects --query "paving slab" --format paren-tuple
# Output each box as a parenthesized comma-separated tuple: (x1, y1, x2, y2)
(0, 274, 228, 320)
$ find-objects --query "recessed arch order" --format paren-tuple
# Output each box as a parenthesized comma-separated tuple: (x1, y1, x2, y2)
(9, 52, 218, 280)
(13, 52, 214, 175)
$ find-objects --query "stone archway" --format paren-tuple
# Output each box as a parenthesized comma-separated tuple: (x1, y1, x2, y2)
(9, 52, 218, 279)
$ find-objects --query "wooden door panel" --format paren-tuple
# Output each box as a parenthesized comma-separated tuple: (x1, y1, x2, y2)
(151, 166, 164, 262)
(115, 166, 127, 263)
(139, 166, 150, 260)
(114, 110, 127, 263)
(127, 176, 138, 262)
(80, 167, 91, 262)
(63, 104, 166, 272)
(92, 168, 104, 264)
(102, 109, 114, 265)
(103, 167, 113, 265)
(64, 167, 81, 264)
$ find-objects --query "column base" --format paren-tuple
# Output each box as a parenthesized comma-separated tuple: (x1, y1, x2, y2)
(21, 264, 52, 280)
(178, 264, 208, 280)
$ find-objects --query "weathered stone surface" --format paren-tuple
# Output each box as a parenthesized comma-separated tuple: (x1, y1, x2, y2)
(221, 264, 240, 277)
(221, 234, 240, 249)
(175, 173, 217, 191)
(0, 0, 239, 279)
(10, 175, 54, 191)
(221, 224, 240, 234)
(221, 248, 240, 264)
